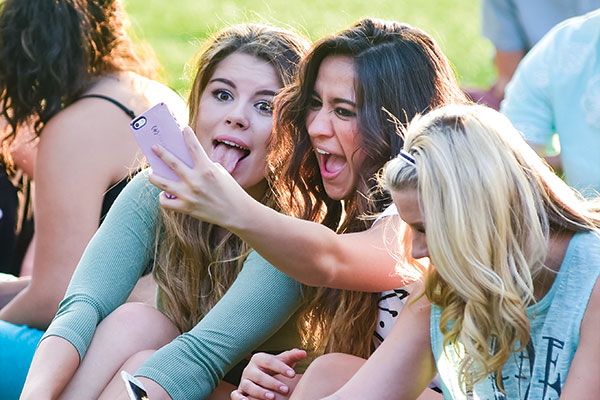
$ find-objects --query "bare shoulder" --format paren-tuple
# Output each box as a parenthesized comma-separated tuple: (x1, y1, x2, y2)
(99, 72, 187, 122)
(131, 74, 188, 123)
(37, 73, 186, 182)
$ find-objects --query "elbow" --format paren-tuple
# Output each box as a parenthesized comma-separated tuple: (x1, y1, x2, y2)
(23, 286, 63, 328)
(300, 254, 340, 288)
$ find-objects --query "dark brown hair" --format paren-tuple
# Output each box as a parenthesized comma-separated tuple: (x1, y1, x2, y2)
(271, 18, 469, 357)
(0, 0, 158, 146)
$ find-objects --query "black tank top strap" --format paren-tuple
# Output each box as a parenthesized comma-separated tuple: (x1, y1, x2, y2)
(77, 94, 136, 119)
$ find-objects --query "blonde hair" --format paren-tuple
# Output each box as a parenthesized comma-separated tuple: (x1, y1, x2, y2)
(153, 24, 310, 332)
(384, 104, 600, 389)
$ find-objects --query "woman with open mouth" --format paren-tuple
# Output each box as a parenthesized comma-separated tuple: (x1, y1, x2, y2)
(20, 24, 312, 400)
(292, 104, 600, 400)
(148, 18, 469, 400)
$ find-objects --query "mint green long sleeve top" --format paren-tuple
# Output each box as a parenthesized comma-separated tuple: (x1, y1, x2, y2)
(42, 171, 305, 399)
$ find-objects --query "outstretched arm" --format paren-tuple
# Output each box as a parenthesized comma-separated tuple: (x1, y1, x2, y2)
(149, 127, 410, 292)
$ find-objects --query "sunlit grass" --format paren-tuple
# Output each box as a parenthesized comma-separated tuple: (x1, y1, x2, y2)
(124, 0, 494, 97)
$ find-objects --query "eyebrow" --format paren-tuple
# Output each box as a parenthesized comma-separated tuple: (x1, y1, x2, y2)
(312, 91, 356, 107)
(210, 78, 277, 97)
(256, 90, 277, 97)
(210, 78, 236, 88)
(334, 98, 356, 107)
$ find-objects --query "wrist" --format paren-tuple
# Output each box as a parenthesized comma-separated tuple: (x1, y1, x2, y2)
(227, 192, 273, 236)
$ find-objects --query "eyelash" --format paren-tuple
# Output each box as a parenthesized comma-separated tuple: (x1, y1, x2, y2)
(335, 107, 356, 118)
(255, 101, 273, 115)
(309, 97, 322, 109)
(309, 97, 355, 118)
(213, 89, 273, 115)
(213, 89, 232, 102)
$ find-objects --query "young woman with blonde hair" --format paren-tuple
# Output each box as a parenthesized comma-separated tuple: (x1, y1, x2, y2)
(289, 104, 600, 399)
(20, 24, 311, 400)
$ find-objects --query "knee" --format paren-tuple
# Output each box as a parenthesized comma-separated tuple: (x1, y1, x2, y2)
(121, 349, 157, 373)
(99, 303, 179, 343)
(291, 353, 364, 399)
(303, 353, 358, 376)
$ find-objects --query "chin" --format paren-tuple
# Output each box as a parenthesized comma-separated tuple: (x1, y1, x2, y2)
(324, 187, 350, 201)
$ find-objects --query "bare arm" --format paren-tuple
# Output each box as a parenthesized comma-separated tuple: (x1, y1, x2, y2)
(20, 336, 80, 400)
(323, 292, 435, 400)
(560, 279, 600, 399)
(0, 101, 139, 328)
(148, 127, 409, 292)
(0, 277, 29, 308)
(1, 117, 37, 178)
(492, 49, 523, 99)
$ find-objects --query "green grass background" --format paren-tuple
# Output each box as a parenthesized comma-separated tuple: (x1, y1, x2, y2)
(124, 0, 494, 97)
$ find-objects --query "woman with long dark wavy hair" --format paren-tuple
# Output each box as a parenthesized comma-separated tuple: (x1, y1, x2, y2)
(147, 18, 467, 400)
(0, 0, 186, 397)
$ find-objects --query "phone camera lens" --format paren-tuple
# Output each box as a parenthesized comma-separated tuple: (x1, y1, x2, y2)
(132, 117, 147, 130)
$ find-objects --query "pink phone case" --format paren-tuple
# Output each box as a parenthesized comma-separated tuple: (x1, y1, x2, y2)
(130, 102, 194, 181)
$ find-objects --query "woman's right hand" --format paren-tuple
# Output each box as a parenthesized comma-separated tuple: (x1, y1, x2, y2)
(148, 126, 252, 230)
(231, 349, 307, 400)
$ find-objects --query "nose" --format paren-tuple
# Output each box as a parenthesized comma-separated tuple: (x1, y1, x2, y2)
(410, 233, 429, 260)
(225, 103, 249, 130)
(307, 107, 333, 140)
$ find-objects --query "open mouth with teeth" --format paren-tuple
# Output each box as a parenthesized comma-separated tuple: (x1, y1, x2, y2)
(211, 139, 250, 174)
(315, 147, 345, 177)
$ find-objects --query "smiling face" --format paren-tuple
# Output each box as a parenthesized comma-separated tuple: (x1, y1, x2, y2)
(306, 55, 366, 201)
(392, 188, 430, 260)
(195, 52, 281, 199)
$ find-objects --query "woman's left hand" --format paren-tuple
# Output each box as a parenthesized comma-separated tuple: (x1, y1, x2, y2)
(231, 349, 306, 400)
(148, 126, 252, 229)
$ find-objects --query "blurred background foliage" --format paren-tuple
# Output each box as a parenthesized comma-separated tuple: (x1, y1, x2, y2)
(124, 0, 494, 97)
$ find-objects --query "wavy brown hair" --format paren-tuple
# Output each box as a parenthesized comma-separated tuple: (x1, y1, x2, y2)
(271, 18, 468, 357)
(153, 24, 310, 333)
(0, 0, 158, 150)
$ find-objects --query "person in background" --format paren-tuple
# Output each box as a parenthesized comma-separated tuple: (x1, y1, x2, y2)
(0, 0, 187, 398)
(1, 121, 36, 282)
(467, 0, 599, 109)
(502, 9, 600, 196)
(20, 23, 311, 400)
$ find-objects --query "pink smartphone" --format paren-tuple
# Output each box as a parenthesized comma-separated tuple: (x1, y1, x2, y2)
(130, 102, 194, 181)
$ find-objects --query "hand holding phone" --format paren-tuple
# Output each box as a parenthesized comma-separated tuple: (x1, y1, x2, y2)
(121, 371, 149, 400)
(130, 102, 194, 181)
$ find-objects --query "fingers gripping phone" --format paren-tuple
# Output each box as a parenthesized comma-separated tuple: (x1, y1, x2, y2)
(121, 371, 149, 400)
(130, 102, 194, 181)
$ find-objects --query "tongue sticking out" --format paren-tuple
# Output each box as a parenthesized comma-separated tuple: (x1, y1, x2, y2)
(324, 154, 346, 175)
(211, 143, 247, 174)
